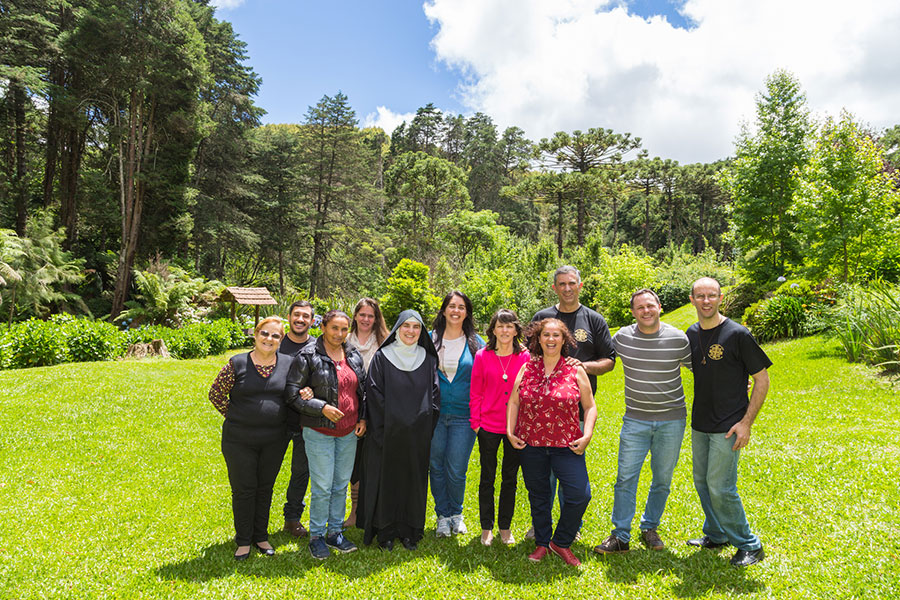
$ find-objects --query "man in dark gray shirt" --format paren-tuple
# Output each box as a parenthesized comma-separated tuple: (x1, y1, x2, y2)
(594, 288, 691, 555)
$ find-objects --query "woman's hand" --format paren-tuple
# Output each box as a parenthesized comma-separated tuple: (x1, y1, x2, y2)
(355, 419, 367, 437)
(507, 433, 526, 450)
(299, 387, 313, 401)
(568, 434, 591, 455)
(322, 405, 344, 423)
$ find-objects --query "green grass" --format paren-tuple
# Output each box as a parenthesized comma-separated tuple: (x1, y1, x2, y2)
(1, 326, 899, 598)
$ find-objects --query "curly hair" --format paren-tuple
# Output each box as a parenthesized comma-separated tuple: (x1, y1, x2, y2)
(524, 318, 576, 356)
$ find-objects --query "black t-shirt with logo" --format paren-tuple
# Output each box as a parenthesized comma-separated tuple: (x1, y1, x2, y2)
(686, 317, 772, 433)
(531, 304, 617, 394)
(278, 334, 317, 357)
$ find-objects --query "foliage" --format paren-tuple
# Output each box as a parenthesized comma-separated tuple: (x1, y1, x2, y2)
(116, 262, 223, 327)
(0, 213, 86, 322)
(720, 70, 813, 285)
(63, 317, 126, 363)
(720, 280, 772, 321)
(379, 259, 440, 326)
(793, 111, 900, 283)
(581, 245, 657, 327)
(743, 295, 805, 342)
(831, 281, 900, 373)
(5, 318, 70, 368)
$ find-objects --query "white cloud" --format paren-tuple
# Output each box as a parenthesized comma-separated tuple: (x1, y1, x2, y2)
(422, 0, 900, 163)
(363, 106, 418, 135)
(210, 0, 246, 10)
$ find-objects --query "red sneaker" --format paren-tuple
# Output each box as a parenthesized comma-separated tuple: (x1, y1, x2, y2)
(549, 542, 581, 566)
(528, 546, 549, 562)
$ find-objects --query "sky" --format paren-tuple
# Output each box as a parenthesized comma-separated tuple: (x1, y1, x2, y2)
(211, 0, 900, 164)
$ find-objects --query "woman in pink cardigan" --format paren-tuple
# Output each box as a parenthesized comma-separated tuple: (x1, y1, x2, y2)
(469, 309, 530, 546)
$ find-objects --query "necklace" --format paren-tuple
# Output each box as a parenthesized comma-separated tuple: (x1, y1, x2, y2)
(697, 317, 723, 365)
(497, 351, 513, 381)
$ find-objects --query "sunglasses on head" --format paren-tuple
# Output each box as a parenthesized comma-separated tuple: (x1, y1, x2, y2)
(258, 330, 282, 340)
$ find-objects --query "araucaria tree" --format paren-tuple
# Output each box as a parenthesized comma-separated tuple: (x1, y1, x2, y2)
(793, 111, 900, 282)
(720, 70, 813, 284)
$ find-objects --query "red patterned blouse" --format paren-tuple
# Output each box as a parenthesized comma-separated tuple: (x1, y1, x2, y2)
(514, 355, 582, 447)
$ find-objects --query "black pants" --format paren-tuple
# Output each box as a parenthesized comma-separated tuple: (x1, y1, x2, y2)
(477, 429, 521, 531)
(282, 429, 310, 520)
(222, 427, 289, 546)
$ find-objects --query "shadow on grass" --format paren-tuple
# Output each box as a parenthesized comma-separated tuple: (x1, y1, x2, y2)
(595, 546, 764, 597)
(156, 529, 763, 594)
(156, 529, 583, 585)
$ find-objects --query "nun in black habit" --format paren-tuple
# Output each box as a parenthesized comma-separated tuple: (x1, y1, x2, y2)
(358, 309, 440, 550)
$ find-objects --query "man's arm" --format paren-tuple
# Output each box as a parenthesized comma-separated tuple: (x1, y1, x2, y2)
(725, 368, 769, 450)
(579, 357, 615, 376)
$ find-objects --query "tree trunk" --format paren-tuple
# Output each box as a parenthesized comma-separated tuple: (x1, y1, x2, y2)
(577, 187, 585, 245)
(556, 190, 564, 256)
(11, 79, 28, 236)
(643, 183, 651, 251)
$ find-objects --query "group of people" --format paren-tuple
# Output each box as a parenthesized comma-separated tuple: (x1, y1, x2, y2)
(208, 267, 771, 569)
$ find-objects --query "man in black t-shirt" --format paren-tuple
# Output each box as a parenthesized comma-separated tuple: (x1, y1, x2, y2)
(528, 265, 616, 538)
(685, 278, 771, 567)
(278, 300, 318, 538)
(531, 265, 617, 392)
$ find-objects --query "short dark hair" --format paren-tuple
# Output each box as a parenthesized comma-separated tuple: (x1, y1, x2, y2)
(485, 309, 524, 353)
(630, 288, 661, 308)
(287, 300, 313, 316)
(524, 318, 576, 357)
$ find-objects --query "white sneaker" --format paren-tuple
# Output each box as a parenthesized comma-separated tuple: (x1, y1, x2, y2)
(435, 516, 451, 538)
(450, 514, 468, 535)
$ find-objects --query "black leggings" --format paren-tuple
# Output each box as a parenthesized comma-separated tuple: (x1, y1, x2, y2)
(477, 429, 520, 530)
(222, 429, 289, 546)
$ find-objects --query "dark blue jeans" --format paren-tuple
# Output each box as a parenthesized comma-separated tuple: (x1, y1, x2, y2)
(520, 445, 591, 548)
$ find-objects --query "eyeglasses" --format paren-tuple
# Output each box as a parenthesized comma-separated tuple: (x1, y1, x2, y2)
(258, 330, 283, 340)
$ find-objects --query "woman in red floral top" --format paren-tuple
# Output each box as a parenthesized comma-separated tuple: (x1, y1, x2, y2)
(507, 318, 597, 567)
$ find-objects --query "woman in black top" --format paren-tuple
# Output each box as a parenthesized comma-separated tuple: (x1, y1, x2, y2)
(208, 316, 291, 560)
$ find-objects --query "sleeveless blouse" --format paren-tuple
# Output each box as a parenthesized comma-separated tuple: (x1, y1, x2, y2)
(515, 355, 582, 447)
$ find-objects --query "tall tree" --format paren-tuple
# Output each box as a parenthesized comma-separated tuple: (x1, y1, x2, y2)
(72, 0, 208, 318)
(537, 127, 641, 244)
(720, 69, 813, 283)
(794, 111, 900, 282)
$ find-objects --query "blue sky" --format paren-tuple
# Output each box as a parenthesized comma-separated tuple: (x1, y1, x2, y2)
(212, 0, 900, 163)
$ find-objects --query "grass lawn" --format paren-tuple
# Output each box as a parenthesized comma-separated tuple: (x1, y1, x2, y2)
(1, 315, 898, 598)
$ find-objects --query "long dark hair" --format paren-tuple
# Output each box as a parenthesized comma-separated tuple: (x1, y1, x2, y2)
(432, 290, 479, 355)
(485, 309, 524, 354)
(349, 297, 389, 345)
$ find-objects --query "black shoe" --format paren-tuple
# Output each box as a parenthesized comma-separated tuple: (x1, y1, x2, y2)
(401, 537, 418, 551)
(234, 549, 250, 561)
(253, 542, 275, 556)
(379, 539, 394, 551)
(686, 535, 729, 549)
(730, 547, 765, 566)
(593, 534, 629, 554)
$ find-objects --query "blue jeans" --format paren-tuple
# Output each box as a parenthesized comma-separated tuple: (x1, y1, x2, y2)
(430, 413, 477, 518)
(691, 429, 761, 551)
(303, 428, 358, 538)
(611, 416, 685, 542)
(520, 445, 591, 548)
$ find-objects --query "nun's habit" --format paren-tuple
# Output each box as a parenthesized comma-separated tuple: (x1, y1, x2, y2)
(358, 309, 440, 547)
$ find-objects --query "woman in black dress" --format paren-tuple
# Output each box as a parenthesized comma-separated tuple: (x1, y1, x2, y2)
(358, 309, 440, 550)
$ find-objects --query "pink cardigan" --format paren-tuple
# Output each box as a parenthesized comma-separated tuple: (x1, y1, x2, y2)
(469, 347, 531, 434)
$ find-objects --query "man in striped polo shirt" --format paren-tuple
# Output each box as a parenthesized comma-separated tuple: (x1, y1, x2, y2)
(594, 288, 691, 554)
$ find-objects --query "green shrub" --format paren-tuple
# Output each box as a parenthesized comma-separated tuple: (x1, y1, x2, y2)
(654, 245, 734, 311)
(65, 319, 125, 362)
(380, 259, 440, 325)
(167, 324, 211, 359)
(721, 280, 772, 320)
(7, 318, 70, 368)
(583, 245, 657, 327)
(831, 281, 900, 373)
(743, 295, 805, 342)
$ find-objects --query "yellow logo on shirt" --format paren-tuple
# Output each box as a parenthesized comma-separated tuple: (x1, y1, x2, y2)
(574, 328, 588, 342)
(708, 344, 724, 361)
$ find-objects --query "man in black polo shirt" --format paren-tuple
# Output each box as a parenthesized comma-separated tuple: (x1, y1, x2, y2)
(279, 300, 317, 538)
(529, 265, 616, 537)
(685, 277, 771, 567)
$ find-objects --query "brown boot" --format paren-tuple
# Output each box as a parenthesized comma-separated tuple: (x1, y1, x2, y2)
(284, 519, 308, 538)
(343, 482, 359, 528)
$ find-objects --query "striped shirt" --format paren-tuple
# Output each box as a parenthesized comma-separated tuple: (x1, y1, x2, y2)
(612, 322, 691, 421)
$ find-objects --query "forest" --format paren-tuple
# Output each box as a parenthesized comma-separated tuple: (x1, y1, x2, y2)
(2, 0, 900, 349)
